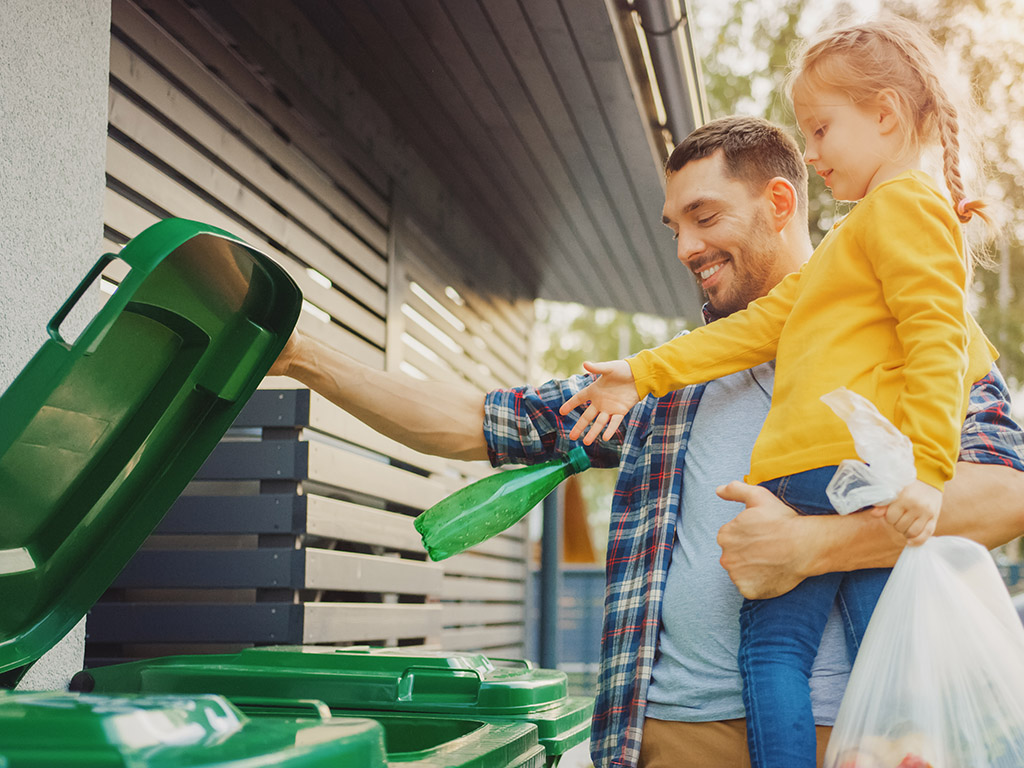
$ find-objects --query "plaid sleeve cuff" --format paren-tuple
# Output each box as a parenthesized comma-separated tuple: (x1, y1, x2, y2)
(483, 374, 622, 469)
(960, 365, 1024, 471)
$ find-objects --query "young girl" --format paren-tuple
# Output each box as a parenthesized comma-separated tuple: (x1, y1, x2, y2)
(559, 18, 997, 768)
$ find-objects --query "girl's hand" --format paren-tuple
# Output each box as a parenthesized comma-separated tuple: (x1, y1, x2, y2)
(870, 479, 941, 546)
(558, 360, 640, 444)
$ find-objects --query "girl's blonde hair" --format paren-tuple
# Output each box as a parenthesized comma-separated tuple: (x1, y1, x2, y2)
(786, 18, 987, 229)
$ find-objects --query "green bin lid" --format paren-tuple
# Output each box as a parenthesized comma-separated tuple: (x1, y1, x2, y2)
(82, 646, 594, 755)
(0, 219, 301, 684)
(233, 703, 545, 768)
(0, 691, 388, 767)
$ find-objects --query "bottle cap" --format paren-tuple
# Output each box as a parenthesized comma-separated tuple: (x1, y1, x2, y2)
(565, 445, 591, 475)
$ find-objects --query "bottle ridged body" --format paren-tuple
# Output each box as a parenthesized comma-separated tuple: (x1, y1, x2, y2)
(414, 446, 590, 561)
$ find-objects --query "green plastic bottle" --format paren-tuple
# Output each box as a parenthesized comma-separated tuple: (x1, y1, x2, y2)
(414, 446, 591, 561)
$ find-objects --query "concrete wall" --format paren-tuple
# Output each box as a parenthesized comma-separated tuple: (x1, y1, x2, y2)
(0, 0, 110, 689)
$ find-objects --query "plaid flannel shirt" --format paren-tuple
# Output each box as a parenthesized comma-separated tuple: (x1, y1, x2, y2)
(483, 364, 1024, 768)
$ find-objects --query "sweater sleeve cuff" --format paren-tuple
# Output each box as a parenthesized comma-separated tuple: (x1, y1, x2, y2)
(915, 461, 948, 492)
(627, 354, 654, 399)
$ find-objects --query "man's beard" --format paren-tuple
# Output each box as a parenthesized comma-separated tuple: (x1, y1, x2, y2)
(703, 211, 781, 318)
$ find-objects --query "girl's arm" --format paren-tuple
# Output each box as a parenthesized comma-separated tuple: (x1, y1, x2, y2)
(560, 268, 806, 443)
(859, 178, 973, 491)
(629, 266, 805, 397)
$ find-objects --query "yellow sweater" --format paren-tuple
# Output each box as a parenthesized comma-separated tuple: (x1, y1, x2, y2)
(629, 171, 997, 491)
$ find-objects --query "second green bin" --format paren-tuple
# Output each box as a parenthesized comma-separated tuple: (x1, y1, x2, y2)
(78, 646, 593, 766)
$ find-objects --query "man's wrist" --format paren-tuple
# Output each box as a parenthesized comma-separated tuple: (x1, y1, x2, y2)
(801, 510, 904, 575)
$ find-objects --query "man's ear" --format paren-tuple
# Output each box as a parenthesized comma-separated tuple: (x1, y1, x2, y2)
(765, 177, 799, 232)
(876, 88, 902, 134)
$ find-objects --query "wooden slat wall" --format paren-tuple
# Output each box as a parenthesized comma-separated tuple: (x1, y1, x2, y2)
(89, 0, 537, 664)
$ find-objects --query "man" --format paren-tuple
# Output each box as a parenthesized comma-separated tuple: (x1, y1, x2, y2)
(269, 115, 1024, 768)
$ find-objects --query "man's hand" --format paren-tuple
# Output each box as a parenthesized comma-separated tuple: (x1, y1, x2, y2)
(558, 360, 640, 444)
(715, 481, 813, 599)
(870, 479, 941, 546)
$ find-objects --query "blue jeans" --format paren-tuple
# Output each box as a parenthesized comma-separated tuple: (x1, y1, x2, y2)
(739, 466, 891, 768)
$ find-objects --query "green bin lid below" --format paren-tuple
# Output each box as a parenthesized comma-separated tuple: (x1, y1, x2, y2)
(0, 691, 387, 767)
(233, 702, 546, 768)
(0, 219, 301, 683)
(81, 646, 594, 756)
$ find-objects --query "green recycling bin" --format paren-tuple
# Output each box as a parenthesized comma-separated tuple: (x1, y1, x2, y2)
(78, 646, 593, 766)
(229, 701, 546, 768)
(0, 218, 548, 768)
(0, 691, 388, 767)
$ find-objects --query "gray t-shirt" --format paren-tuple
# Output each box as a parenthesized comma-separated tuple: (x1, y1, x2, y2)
(645, 363, 850, 725)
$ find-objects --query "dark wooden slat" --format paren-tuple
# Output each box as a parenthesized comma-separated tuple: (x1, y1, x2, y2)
(430, 0, 630, 309)
(558, 0, 699, 318)
(108, 36, 388, 284)
(106, 85, 388, 317)
(115, 0, 392, 228)
(87, 603, 303, 643)
(195, 441, 449, 510)
(155, 494, 302, 535)
(292, 0, 544, 274)
(387, 0, 594, 301)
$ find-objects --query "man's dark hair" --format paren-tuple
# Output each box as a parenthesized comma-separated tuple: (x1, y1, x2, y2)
(666, 116, 808, 216)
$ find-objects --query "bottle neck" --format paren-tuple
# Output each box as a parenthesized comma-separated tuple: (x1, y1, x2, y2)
(565, 445, 591, 476)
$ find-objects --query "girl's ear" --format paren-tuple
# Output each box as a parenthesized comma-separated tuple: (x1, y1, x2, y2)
(765, 176, 799, 232)
(876, 88, 902, 134)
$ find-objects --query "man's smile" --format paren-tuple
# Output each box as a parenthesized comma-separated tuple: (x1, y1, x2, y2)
(695, 260, 728, 289)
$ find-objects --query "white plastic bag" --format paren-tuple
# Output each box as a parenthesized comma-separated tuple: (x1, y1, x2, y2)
(820, 388, 917, 514)
(825, 536, 1024, 768)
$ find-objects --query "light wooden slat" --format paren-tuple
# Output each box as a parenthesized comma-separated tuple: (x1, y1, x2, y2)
(442, 553, 528, 581)
(442, 603, 525, 626)
(108, 37, 387, 284)
(106, 86, 388, 315)
(402, 319, 503, 393)
(405, 291, 522, 387)
(441, 577, 526, 601)
(462, 531, 530, 560)
(304, 549, 442, 594)
(440, 625, 525, 651)
(305, 495, 423, 552)
(307, 441, 448, 510)
(302, 603, 442, 644)
(403, 259, 528, 375)
(104, 187, 160, 236)
(113, 0, 391, 230)
(398, 226, 530, 361)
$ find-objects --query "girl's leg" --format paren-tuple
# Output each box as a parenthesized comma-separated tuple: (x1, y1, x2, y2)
(836, 567, 891, 659)
(741, 467, 842, 768)
(739, 572, 841, 768)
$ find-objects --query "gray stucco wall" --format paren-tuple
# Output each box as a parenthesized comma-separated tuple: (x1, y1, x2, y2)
(0, 0, 110, 690)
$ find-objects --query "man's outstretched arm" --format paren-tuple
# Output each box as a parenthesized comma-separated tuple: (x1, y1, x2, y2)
(269, 331, 490, 461)
(717, 462, 1024, 599)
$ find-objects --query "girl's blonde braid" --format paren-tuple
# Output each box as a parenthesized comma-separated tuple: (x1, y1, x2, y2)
(884, 25, 986, 224)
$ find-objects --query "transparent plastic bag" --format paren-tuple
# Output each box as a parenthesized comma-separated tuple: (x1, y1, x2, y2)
(820, 388, 916, 514)
(824, 535, 1024, 768)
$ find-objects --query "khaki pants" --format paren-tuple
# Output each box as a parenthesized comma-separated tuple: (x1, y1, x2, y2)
(638, 717, 832, 768)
